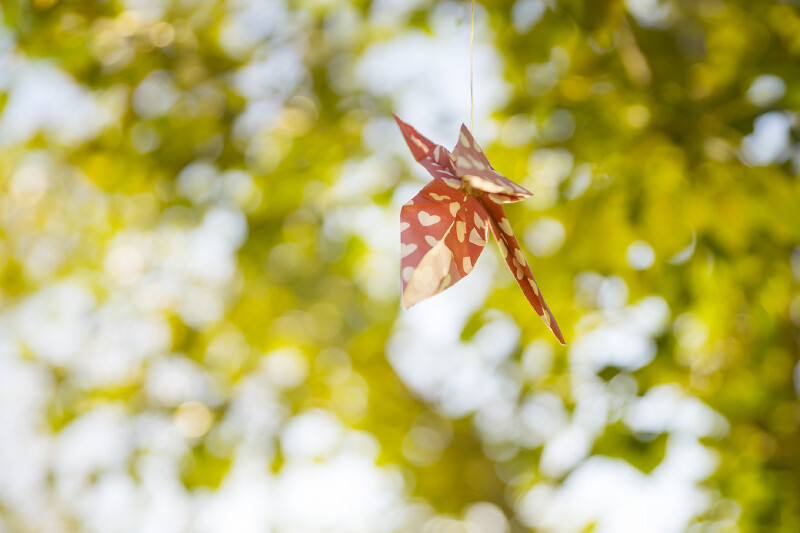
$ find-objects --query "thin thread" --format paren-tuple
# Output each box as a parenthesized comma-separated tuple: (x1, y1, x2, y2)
(469, 0, 475, 133)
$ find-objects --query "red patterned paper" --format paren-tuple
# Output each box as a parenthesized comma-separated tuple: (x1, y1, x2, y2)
(396, 115, 565, 345)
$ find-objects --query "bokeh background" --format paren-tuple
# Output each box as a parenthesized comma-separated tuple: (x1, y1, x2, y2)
(1, 0, 799, 531)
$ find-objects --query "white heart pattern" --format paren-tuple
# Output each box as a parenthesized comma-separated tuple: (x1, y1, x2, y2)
(497, 238, 508, 258)
(469, 228, 486, 247)
(498, 217, 513, 236)
(418, 211, 441, 227)
(401, 243, 417, 258)
(456, 221, 466, 242)
(441, 178, 461, 189)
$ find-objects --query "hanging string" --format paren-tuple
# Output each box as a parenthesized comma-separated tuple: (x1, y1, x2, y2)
(469, 0, 475, 133)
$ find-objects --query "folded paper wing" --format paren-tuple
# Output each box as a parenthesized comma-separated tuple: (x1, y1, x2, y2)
(394, 115, 458, 182)
(481, 195, 565, 345)
(452, 125, 531, 201)
(394, 114, 436, 162)
(400, 182, 490, 308)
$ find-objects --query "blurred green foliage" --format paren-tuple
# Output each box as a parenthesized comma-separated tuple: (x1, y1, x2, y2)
(1, 0, 800, 532)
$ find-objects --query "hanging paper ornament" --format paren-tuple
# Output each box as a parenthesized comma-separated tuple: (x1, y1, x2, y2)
(395, 114, 565, 345)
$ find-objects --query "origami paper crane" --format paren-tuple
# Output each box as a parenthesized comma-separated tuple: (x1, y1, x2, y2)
(395, 115, 565, 345)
